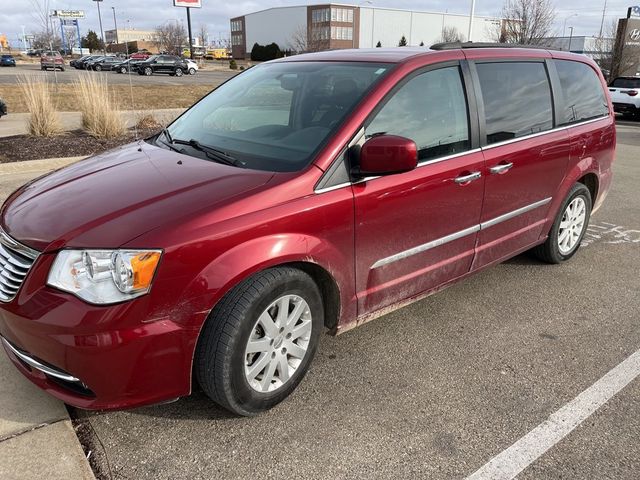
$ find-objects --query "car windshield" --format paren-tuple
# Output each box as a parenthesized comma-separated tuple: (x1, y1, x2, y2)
(146, 55, 159, 61)
(163, 61, 390, 172)
(611, 77, 640, 88)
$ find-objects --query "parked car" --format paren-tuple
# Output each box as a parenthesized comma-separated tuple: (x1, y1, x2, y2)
(136, 55, 189, 76)
(40, 51, 64, 71)
(76, 55, 104, 70)
(129, 50, 151, 61)
(0, 45, 615, 416)
(0, 97, 6, 118)
(608, 76, 640, 118)
(186, 59, 198, 75)
(0, 55, 16, 67)
(70, 55, 90, 68)
(112, 58, 140, 74)
(90, 56, 123, 71)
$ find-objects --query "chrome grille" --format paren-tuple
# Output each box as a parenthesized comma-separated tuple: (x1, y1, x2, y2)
(0, 228, 39, 302)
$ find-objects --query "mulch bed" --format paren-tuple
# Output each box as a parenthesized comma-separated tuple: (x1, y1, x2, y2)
(0, 128, 160, 163)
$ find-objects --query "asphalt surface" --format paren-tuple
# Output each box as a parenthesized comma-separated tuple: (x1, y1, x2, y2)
(3, 120, 640, 479)
(0, 63, 236, 86)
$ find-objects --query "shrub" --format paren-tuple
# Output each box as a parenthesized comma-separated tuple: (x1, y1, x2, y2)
(229, 59, 238, 70)
(250, 42, 283, 61)
(135, 113, 161, 130)
(73, 74, 126, 139)
(18, 76, 61, 137)
(239, 66, 245, 70)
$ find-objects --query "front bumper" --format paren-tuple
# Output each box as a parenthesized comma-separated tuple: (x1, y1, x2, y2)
(0, 253, 205, 410)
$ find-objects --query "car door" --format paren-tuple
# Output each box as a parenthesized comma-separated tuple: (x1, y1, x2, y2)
(353, 62, 485, 315)
(154, 56, 169, 74)
(469, 58, 570, 269)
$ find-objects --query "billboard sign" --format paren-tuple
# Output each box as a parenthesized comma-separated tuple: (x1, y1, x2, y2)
(174, 0, 202, 7)
(52, 10, 85, 18)
(628, 6, 640, 17)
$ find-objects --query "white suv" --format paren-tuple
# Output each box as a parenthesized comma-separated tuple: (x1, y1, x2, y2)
(609, 76, 640, 118)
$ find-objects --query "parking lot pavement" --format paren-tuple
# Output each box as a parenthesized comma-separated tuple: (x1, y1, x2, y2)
(1, 121, 639, 479)
(0, 64, 236, 86)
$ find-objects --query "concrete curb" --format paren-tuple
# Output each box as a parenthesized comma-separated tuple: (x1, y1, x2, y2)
(0, 156, 87, 176)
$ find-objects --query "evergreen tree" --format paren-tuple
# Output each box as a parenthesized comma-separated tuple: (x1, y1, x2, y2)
(375, 41, 382, 47)
(398, 35, 407, 47)
(81, 30, 103, 52)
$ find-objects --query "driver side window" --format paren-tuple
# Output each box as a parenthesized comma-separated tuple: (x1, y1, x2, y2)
(366, 66, 470, 162)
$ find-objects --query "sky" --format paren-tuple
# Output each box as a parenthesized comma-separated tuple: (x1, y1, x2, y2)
(0, 0, 635, 47)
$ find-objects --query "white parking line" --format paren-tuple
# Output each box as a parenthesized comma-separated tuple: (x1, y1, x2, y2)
(466, 349, 640, 480)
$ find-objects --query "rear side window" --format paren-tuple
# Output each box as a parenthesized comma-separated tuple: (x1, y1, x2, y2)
(555, 60, 608, 125)
(610, 77, 640, 89)
(476, 62, 553, 144)
(365, 66, 470, 162)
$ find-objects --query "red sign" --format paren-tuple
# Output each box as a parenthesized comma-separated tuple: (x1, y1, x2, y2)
(173, 0, 201, 7)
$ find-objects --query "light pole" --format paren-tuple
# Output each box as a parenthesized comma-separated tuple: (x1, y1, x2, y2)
(598, 0, 608, 38)
(468, 0, 476, 42)
(111, 7, 119, 44)
(92, 0, 106, 54)
(568, 26, 574, 52)
(562, 13, 578, 37)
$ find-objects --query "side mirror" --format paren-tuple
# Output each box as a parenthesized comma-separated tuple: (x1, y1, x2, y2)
(354, 135, 418, 176)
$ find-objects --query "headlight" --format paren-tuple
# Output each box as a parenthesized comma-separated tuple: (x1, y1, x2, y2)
(47, 249, 162, 304)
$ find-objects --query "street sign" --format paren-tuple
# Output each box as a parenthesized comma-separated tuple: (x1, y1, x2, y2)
(174, 0, 202, 8)
(52, 10, 85, 18)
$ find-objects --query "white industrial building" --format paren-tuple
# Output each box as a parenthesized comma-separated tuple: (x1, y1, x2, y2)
(230, 4, 502, 58)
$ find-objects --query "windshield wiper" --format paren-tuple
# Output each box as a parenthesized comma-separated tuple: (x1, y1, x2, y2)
(156, 128, 182, 153)
(172, 138, 245, 167)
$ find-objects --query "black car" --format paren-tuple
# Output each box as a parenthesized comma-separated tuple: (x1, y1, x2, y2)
(76, 55, 104, 70)
(136, 55, 189, 76)
(0, 98, 6, 118)
(91, 56, 123, 71)
(112, 58, 143, 74)
(70, 55, 91, 68)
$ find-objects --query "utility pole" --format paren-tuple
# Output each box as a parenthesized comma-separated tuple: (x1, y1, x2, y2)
(468, 0, 476, 42)
(599, 0, 608, 37)
(93, 0, 106, 54)
(186, 7, 194, 59)
(112, 7, 119, 44)
(568, 26, 574, 52)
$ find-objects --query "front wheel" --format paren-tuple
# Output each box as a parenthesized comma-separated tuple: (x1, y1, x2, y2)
(94, 65, 102, 71)
(175, 68, 183, 77)
(195, 267, 323, 416)
(532, 183, 592, 263)
(188, 67, 196, 75)
(120, 66, 127, 74)
(144, 67, 153, 76)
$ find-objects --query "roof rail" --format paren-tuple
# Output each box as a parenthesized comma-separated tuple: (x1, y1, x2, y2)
(430, 41, 550, 51)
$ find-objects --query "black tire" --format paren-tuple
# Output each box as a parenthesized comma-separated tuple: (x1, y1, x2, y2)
(195, 267, 323, 416)
(95, 65, 102, 71)
(120, 66, 127, 74)
(532, 183, 592, 264)
(144, 67, 153, 76)
(175, 67, 183, 77)
(189, 67, 196, 75)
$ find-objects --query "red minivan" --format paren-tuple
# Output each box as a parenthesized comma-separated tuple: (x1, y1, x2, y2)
(0, 44, 615, 415)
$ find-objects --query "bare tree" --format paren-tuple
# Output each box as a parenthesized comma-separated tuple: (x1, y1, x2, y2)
(63, 28, 78, 52)
(153, 22, 186, 55)
(29, 0, 61, 50)
(437, 26, 466, 43)
(198, 24, 208, 47)
(289, 24, 323, 53)
(494, 0, 556, 45)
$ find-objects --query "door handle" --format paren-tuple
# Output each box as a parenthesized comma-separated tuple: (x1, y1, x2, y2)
(489, 162, 514, 174)
(454, 171, 482, 184)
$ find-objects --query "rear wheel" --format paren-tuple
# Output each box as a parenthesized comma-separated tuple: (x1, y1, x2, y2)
(94, 65, 102, 72)
(175, 68, 183, 77)
(189, 67, 196, 75)
(195, 267, 323, 416)
(120, 66, 127, 74)
(532, 183, 592, 263)
(144, 67, 153, 76)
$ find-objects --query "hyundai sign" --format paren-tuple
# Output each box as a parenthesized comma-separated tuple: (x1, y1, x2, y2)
(174, 0, 202, 7)
(628, 6, 640, 17)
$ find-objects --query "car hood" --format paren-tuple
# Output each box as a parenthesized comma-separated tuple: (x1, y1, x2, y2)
(1, 143, 274, 252)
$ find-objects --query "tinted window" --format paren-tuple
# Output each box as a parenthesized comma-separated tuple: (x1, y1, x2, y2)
(611, 77, 640, 88)
(476, 62, 553, 144)
(366, 66, 470, 162)
(555, 60, 608, 125)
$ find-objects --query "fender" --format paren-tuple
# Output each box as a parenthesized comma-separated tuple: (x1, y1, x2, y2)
(180, 233, 357, 331)
(540, 155, 600, 238)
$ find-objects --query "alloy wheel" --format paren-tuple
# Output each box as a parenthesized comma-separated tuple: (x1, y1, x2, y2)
(558, 197, 586, 254)
(244, 294, 312, 393)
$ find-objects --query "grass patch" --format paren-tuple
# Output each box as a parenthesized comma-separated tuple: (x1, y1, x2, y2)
(74, 75, 126, 138)
(1, 84, 214, 113)
(17, 76, 62, 137)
